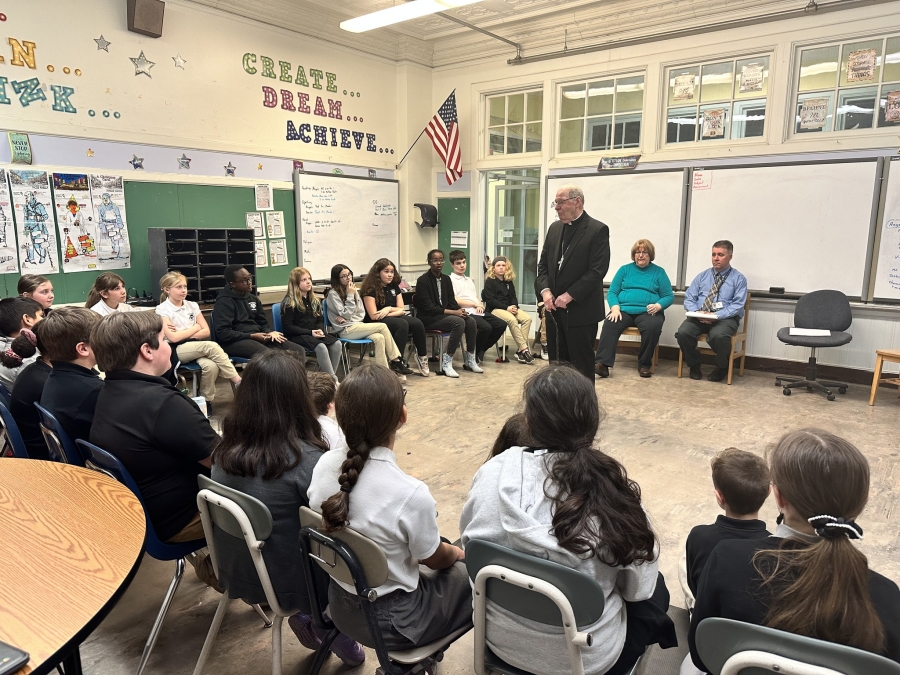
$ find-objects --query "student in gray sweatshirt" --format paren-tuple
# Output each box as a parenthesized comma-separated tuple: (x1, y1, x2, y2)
(460, 365, 677, 675)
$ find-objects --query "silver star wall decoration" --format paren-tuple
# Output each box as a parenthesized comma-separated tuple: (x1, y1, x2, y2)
(224, 162, 236, 177)
(130, 51, 155, 78)
(178, 154, 191, 169)
(130, 154, 145, 170)
(172, 54, 187, 69)
(94, 35, 111, 51)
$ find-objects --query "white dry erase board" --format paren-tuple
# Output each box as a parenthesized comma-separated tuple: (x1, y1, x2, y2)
(685, 160, 880, 296)
(546, 170, 686, 283)
(294, 171, 399, 281)
(873, 159, 900, 300)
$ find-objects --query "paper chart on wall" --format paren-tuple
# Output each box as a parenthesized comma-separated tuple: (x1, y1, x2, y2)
(0, 170, 19, 273)
(255, 239, 268, 267)
(89, 175, 132, 269)
(266, 211, 284, 238)
(53, 173, 100, 273)
(8, 169, 59, 275)
(255, 183, 273, 210)
(246, 212, 264, 238)
(269, 238, 288, 266)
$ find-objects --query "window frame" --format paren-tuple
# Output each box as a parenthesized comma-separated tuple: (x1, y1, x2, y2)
(485, 89, 544, 158)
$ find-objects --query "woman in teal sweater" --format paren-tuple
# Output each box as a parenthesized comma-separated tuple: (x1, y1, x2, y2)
(595, 239, 673, 379)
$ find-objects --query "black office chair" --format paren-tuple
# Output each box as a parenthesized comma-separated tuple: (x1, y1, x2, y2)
(775, 290, 852, 401)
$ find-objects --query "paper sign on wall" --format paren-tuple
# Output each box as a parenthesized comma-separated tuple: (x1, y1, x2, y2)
(885, 91, 900, 123)
(799, 98, 829, 130)
(702, 108, 726, 138)
(847, 49, 877, 82)
(673, 74, 696, 101)
(269, 238, 288, 266)
(0, 170, 19, 273)
(739, 64, 764, 93)
(8, 133, 32, 165)
(53, 173, 100, 273)
(255, 183, 273, 210)
(450, 231, 468, 248)
(692, 170, 713, 190)
(89, 175, 131, 269)
(246, 212, 264, 238)
(255, 239, 268, 267)
(266, 211, 284, 238)
(9, 169, 59, 274)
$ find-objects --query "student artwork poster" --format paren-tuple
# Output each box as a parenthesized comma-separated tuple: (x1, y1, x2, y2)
(0, 170, 19, 274)
(89, 174, 132, 269)
(8, 169, 59, 275)
(53, 173, 100, 273)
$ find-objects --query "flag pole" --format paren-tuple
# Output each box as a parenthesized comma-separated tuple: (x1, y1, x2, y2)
(395, 89, 456, 170)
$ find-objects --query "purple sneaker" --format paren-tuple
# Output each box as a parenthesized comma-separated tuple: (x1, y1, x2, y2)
(288, 613, 322, 651)
(312, 624, 366, 666)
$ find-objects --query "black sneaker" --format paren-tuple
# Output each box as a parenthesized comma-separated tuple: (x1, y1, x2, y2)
(522, 349, 535, 363)
(390, 359, 413, 375)
(515, 351, 528, 363)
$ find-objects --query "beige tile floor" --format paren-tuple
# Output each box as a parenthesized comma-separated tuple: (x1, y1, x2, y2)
(82, 352, 900, 675)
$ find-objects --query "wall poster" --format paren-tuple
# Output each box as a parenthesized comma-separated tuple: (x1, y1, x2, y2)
(53, 173, 100, 273)
(8, 169, 59, 274)
(89, 175, 132, 269)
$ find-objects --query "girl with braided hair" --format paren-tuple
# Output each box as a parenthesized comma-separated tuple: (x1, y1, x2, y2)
(307, 364, 471, 653)
(687, 428, 900, 673)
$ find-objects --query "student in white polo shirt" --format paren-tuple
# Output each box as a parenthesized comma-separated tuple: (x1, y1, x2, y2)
(307, 364, 471, 650)
(448, 250, 506, 364)
(156, 271, 241, 403)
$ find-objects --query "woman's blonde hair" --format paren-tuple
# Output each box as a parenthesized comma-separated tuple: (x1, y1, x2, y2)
(85, 272, 126, 308)
(283, 267, 322, 315)
(631, 239, 656, 262)
(486, 256, 516, 281)
(159, 271, 188, 302)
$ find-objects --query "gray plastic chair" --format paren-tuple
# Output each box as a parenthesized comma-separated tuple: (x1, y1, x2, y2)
(695, 617, 900, 675)
(775, 290, 852, 401)
(192, 476, 298, 675)
(465, 538, 640, 675)
(298, 506, 471, 675)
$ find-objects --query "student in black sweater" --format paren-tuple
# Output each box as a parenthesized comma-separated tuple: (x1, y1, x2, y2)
(688, 429, 900, 673)
(281, 267, 342, 381)
(483, 257, 534, 363)
(681, 448, 770, 609)
(7, 324, 51, 459)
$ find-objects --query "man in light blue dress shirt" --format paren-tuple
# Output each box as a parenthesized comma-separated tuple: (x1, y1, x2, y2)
(676, 240, 748, 382)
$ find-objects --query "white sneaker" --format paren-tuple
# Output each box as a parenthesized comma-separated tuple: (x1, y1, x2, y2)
(441, 353, 459, 378)
(540, 344, 549, 360)
(416, 355, 430, 377)
(463, 352, 483, 373)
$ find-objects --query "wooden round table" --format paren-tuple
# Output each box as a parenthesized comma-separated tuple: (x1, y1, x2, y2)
(0, 459, 145, 675)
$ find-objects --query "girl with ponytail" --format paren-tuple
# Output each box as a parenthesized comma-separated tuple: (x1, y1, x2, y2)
(307, 364, 472, 650)
(460, 364, 676, 675)
(688, 429, 900, 673)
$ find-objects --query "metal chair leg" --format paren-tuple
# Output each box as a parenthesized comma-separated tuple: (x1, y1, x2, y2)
(192, 593, 231, 675)
(252, 603, 273, 627)
(271, 615, 285, 675)
(309, 628, 339, 675)
(135, 557, 187, 675)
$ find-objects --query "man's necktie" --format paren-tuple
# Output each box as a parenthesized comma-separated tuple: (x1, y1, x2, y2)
(701, 273, 723, 312)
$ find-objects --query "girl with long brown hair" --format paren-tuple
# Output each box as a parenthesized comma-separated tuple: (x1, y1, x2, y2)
(461, 365, 676, 675)
(687, 428, 900, 672)
(307, 364, 472, 650)
(86, 272, 133, 316)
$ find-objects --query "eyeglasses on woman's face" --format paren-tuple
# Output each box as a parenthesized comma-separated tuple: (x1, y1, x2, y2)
(339, 272, 352, 280)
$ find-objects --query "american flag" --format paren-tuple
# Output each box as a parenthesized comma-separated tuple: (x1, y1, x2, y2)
(426, 91, 462, 186)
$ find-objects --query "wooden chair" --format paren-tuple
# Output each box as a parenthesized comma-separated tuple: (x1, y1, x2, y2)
(868, 348, 900, 406)
(617, 326, 660, 373)
(677, 294, 751, 385)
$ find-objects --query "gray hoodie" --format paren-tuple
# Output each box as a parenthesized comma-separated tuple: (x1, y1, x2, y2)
(460, 447, 659, 675)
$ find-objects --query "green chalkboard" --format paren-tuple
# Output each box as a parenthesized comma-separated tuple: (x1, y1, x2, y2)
(0, 182, 297, 304)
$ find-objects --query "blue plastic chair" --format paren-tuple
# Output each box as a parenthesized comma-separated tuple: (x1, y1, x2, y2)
(35, 403, 84, 466)
(209, 311, 250, 366)
(177, 361, 203, 397)
(0, 382, 11, 409)
(76, 439, 207, 675)
(0, 399, 29, 458)
(322, 295, 373, 375)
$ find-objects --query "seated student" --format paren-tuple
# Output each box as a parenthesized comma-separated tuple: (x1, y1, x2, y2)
(680, 448, 770, 611)
(676, 240, 747, 383)
(213, 264, 305, 360)
(39, 307, 103, 444)
(482, 256, 534, 364)
(86, 272, 134, 316)
(281, 267, 343, 382)
(210, 351, 364, 666)
(448, 250, 506, 364)
(18, 274, 54, 313)
(8, 324, 51, 459)
(360, 258, 430, 377)
(688, 429, 900, 672)
(486, 412, 531, 462)
(414, 249, 482, 378)
(461, 365, 677, 675)
(307, 371, 346, 452)
(308, 364, 472, 650)
(157, 271, 241, 402)
(594, 239, 673, 379)
(0, 297, 44, 389)
(324, 264, 412, 382)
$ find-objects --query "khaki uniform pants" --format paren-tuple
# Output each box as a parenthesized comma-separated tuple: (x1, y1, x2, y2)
(339, 322, 400, 367)
(176, 340, 240, 401)
(491, 308, 533, 352)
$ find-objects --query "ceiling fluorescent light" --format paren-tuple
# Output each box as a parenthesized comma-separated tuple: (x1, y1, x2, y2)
(340, 0, 483, 32)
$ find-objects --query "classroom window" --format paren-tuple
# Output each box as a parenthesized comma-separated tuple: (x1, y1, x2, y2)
(793, 34, 900, 135)
(665, 55, 770, 144)
(557, 75, 644, 153)
(487, 91, 543, 155)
